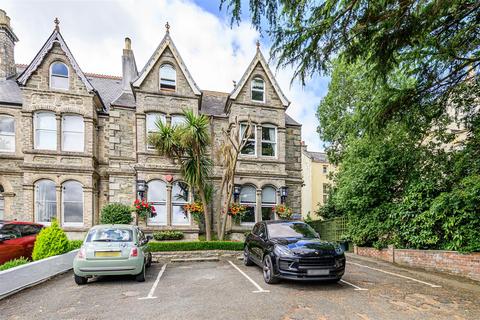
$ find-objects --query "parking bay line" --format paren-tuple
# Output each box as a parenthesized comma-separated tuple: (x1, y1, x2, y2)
(340, 279, 368, 291)
(227, 260, 270, 293)
(138, 263, 167, 300)
(348, 261, 441, 288)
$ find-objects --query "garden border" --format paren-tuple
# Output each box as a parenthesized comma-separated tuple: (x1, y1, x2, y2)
(0, 249, 79, 300)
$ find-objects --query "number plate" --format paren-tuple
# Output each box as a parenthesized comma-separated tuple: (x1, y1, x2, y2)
(307, 269, 330, 276)
(95, 251, 121, 257)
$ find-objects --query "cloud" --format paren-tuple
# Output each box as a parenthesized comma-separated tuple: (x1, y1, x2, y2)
(3, 0, 328, 151)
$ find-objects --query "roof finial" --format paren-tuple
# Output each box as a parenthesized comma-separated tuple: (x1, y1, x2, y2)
(165, 21, 170, 34)
(54, 17, 60, 31)
(256, 39, 260, 51)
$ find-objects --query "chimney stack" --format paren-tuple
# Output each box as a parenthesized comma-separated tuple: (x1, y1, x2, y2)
(0, 9, 18, 80)
(122, 37, 138, 91)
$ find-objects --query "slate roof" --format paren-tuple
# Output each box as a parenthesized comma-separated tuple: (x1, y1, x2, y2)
(200, 91, 228, 116)
(85, 75, 123, 110)
(305, 151, 328, 163)
(0, 78, 22, 105)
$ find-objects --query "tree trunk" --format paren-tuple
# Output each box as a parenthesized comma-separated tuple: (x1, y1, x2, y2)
(199, 187, 212, 241)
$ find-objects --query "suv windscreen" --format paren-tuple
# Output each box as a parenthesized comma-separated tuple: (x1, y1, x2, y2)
(85, 228, 133, 242)
(267, 222, 318, 239)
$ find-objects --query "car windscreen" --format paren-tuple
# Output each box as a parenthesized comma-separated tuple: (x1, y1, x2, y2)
(85, 228, 133, 242)
(267, 222, 318, 239)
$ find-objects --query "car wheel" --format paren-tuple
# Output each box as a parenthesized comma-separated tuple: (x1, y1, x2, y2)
(74, 274, 88, 285)
(262, 255, 279, 284)
(135, 264, 146, 282)
(243, 246, 254, 266)
(145, 253, 152, 268)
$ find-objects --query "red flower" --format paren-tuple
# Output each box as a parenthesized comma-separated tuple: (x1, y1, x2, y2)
(136, 205, 140, 209)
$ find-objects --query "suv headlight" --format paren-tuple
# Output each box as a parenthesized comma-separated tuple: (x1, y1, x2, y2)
(274, 245, 294, 257)
(334, 245, 344, 255)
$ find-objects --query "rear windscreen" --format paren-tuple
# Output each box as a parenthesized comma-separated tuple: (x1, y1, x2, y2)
(86, 228, 133, 242)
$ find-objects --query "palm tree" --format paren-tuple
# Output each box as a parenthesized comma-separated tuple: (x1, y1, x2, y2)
(148, 110, 214, 240)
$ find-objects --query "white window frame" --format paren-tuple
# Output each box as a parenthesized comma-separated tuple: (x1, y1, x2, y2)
(146, 113, 166, 151)
(34, 112, 57, 150)
(49, 62, 69, 90)
(170, 115, 186, 127)
(62, 115, 84, 152)
(35, 179, 57, 225)
(261, 125, 277, 157)
(251, 77, 265, 103)
(240, 123, 257, 156)
(62, 180, 84, 227)
(239, 185, 257, 226)
(159, 64, 176, 91)
(0, 115, 15, 153)
(261, 186, 277, 221)
(172, 181, 190, 226)
(147, 180, 167, 226)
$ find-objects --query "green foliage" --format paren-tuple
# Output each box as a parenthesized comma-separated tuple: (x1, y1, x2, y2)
(147, 241, 243, 252)
(32, 220, 70, 261)
(68, 240, 84, 251)
(153, 230, 184, 241)
(100, 203, 133, 225)
(0, 257, 29, 271)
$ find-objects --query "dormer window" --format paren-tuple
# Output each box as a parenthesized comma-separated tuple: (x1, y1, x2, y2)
(251, 77, 265, 102)
(50, 62, 69, 90)
(160, 64, 176, 91)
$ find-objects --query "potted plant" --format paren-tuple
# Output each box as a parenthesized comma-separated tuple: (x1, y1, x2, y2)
(228, 203, 248, 224)
(183, 201, 204, 224)
(133, 199, 156, 224)
(272, 204, 293, 220)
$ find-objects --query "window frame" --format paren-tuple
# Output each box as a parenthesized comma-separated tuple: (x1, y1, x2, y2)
(34, 179, 57, 225)
(159, 64, 177, 91)
(251, 77, 265, 103)
(261, 124, 277, 157)
(146, 113, 166, 151)
(240, 123, 257, 157)
(261, 186, 277, 221)
(34, 112, 57, 151)
(49, 62, 69, 90)
(62, 114, 84, 152)
(170, 115, 187, 127)
(0, 190, 4, 220)
(239, 185, 257, 226)
(171, 181, 190, 226)
(61, 180, 84, 227)
(0, 115, 15, 153)
(147, 180, 167, 226)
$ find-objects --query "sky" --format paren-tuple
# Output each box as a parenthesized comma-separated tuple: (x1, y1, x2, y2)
(2, 0, 330, 151)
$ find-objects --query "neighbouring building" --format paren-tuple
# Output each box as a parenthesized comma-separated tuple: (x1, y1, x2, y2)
(0, 11, 302, 239)
(301, 143, 335, 220)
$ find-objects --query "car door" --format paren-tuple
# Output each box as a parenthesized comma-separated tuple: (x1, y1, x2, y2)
(250, 223, 267, 263)
(0, 224, 24, 264)
(136, 228, 148, 261)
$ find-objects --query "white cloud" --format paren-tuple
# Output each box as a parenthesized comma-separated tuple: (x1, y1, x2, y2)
(3, 0, 328, 151)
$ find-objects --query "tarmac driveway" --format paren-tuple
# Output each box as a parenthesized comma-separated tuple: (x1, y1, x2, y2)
(1, 254, 479, 320)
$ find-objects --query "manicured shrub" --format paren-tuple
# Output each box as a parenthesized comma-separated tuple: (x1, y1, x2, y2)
(153, 230, 184, 241)
(69, 240, 84, 251)
(0, 257, 29, 271)
(148, 241, 243, 252)
(100, 203, 133, 225)
(32, 220, 70, 261)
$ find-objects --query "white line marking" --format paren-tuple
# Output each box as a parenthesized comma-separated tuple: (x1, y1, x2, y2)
(340, 279, 368, 291)
(138, 264, 167, 300)
(348, 261, 441, 288)
(228, 260, 270, 293)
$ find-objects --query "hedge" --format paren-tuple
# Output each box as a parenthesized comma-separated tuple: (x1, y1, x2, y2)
(0, 257, 29, 271)
(153, 230, 184, 241)
(148, 241, 243, 252)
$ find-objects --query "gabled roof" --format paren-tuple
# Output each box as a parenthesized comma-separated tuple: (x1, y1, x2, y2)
(132, 32, 201, 95)
(17, 27, 94, 92)
(230, 48, 290, 107)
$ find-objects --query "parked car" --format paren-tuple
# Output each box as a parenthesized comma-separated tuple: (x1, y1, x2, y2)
(0, 221, 44, 264)
(73, 225, 152, 285)
(244, 220, 346, 284)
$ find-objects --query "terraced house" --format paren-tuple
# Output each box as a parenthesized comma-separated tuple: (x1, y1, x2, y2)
(0, 10, 302, 239)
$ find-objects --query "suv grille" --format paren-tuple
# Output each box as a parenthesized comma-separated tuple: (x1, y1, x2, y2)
(298, 257, 335, 268)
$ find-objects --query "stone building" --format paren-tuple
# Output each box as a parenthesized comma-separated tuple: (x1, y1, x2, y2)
(0, 11, 302, 239)
(301, 144, 335, 220)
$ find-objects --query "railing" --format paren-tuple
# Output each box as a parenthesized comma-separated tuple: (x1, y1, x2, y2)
(308, 216, 348, 242)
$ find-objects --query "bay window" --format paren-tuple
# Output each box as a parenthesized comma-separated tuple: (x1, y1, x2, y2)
(62, 181, 83, 226)
(261, 125, 277, 157)
(261, 186, 276, 221)
(171, 115, 186, 127)
(172, 181, 189, 225)
(147, 180, 167, 225)
(35, 179, 56, 224)
(34, 112, 56, 150)
(146, 113, 166, 150)
(0, 115, 15, 152)
(240, 123, 256, 156)
(62, 115, 84, 152)
(240, 185, 256, 225)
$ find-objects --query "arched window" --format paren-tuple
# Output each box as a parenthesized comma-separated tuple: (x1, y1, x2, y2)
(62, 181, 83, 226)
(34, 112, 56, 150)
(0, 184, 4, 220)
(172, 181, 189, 225)
(147, 180, 167, 225)
(0, 115, 15, 152)
(261, 186, 277, 221)
(35, 180, 56, 224)
(50, 62, 69, 90)
(146, 113, 166, 150)
(159, 64, 176, 91)
(170, 115, 186, 127)
(251, 77, 265, 102)
(261, 125, 277, 157)
(239, 185, 256, 225)
(62, 115, 84, 152)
